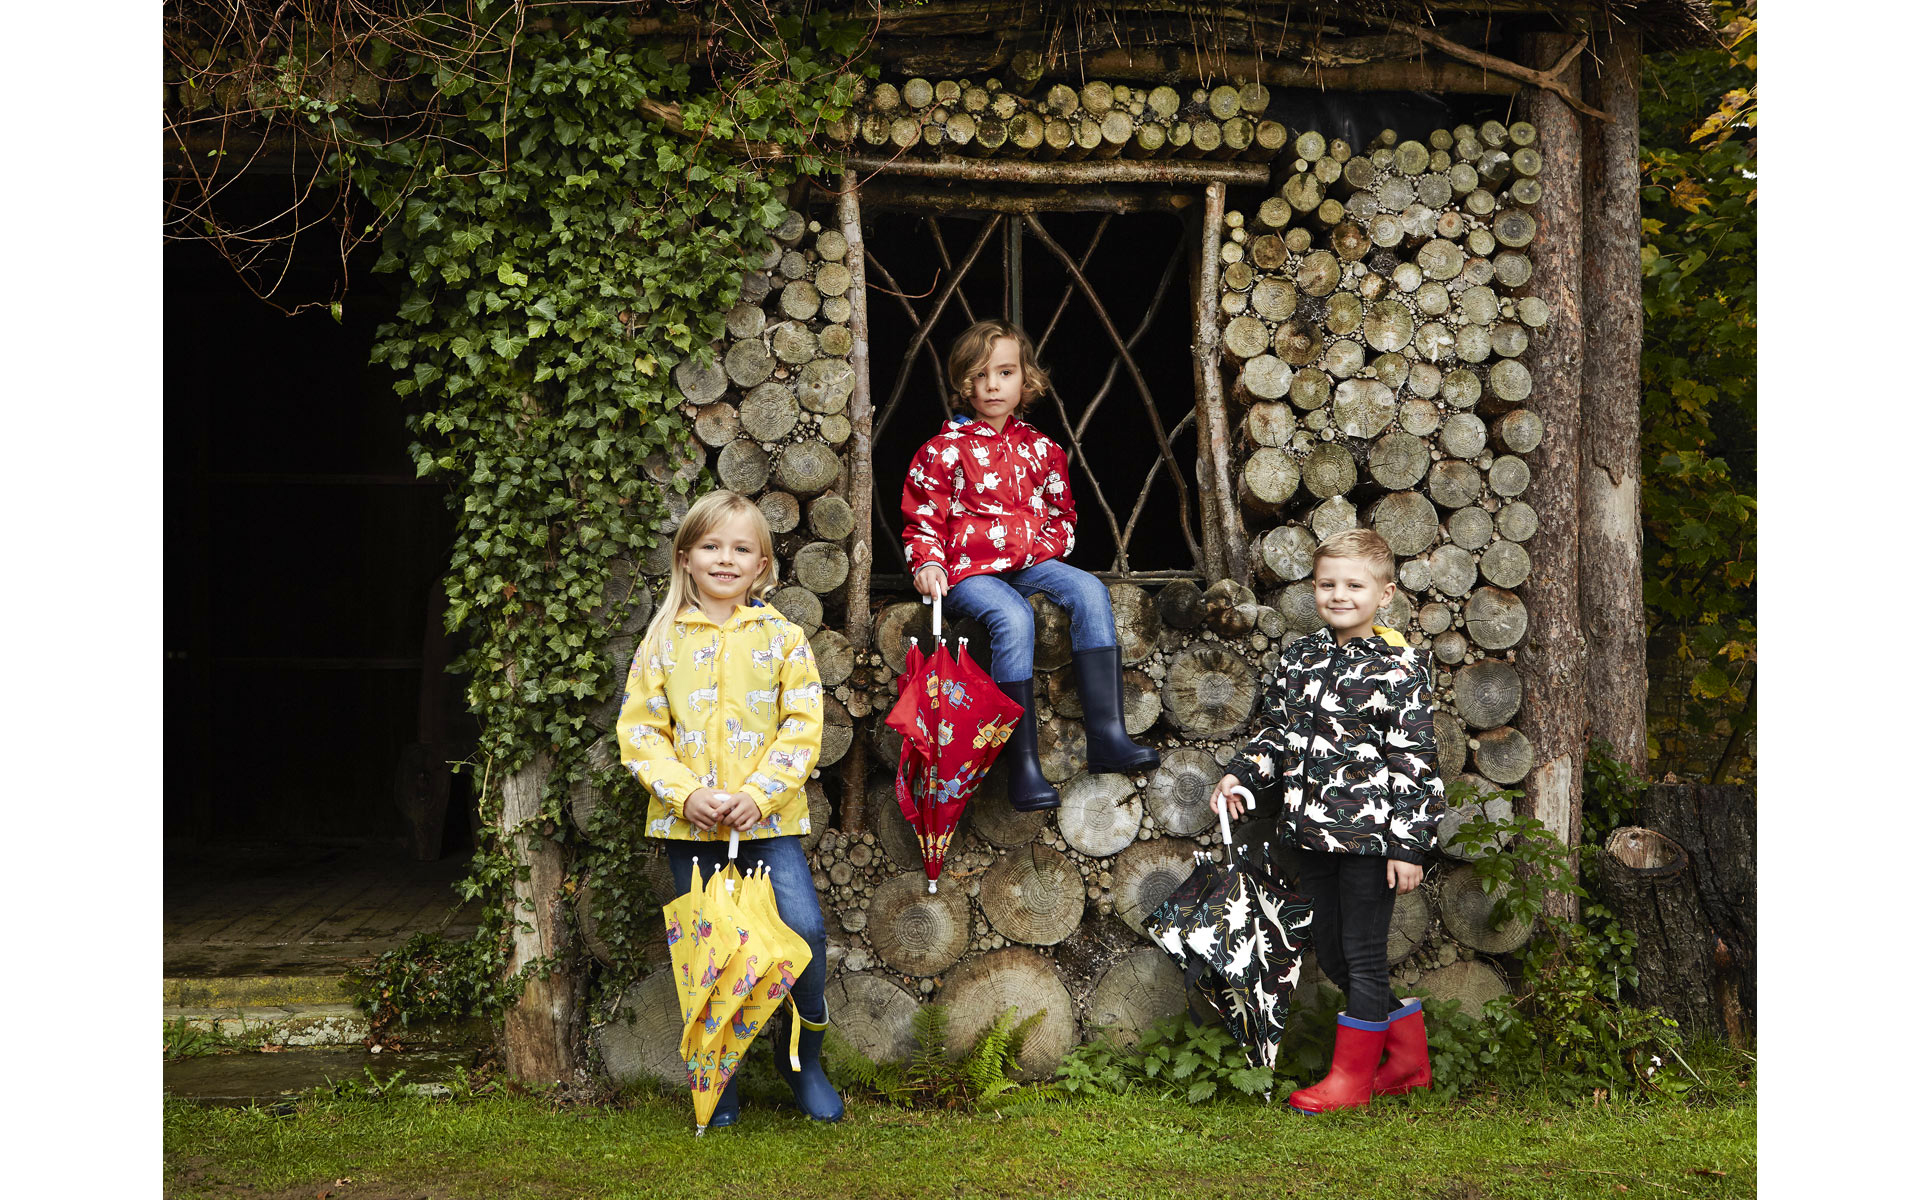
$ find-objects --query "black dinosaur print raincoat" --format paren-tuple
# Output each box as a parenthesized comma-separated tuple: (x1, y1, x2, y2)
(1223, 625, 1446, 864)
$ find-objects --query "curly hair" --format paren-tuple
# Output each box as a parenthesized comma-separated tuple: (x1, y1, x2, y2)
(945, 319, 1050, 417)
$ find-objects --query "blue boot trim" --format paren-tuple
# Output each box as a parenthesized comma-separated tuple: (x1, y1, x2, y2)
(1336, 1011, 1391, 1032)
(1385, 998, 1423, 1024)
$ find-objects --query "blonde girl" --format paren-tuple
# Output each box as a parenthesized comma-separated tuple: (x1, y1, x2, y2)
(617, 489, 842, 1125)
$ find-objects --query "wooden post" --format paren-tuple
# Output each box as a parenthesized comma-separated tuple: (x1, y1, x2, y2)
(498, 746, 581, 1082)
(1189, 182, 1247, 584)
(1516, 32, 1588, 922)
(1579, 29, 1648, 774)
(839, 171, 873, 835)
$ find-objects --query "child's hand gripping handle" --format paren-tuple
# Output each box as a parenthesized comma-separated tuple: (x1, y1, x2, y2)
(921, 591, 943, 640)
(1217, 786, 1255, 865)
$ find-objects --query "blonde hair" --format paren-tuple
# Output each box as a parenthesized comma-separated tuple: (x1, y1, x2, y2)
(946, 319, 1050, 416)
(1313, 528, 1396, 585)
(641, 489, 779, 648)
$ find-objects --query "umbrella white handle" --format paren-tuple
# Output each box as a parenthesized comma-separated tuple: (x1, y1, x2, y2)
(1217, 786, 1255, 860)
(724, 828, 740, 894)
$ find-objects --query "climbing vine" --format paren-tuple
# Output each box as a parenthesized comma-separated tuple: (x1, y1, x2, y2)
(173, 2, 871, 1013)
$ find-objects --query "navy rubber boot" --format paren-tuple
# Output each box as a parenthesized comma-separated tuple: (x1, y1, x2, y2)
(1075, 646, 1160, 773)
(1001, 678, 1060, 812)
(774, 1010, 845, 1122)
(708, 1073, 741, 1127)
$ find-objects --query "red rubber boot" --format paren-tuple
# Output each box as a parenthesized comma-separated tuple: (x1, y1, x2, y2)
(1287, 1012, 1390, 1113)
(1373, 999, 1433, 1097)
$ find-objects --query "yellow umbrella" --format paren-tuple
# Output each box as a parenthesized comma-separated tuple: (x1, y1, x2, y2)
(662, 836, 748, 1132)
(685, 863, 816, 1094)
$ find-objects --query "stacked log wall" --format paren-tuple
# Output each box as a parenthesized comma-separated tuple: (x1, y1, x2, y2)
(583, 89, 1553, 1084)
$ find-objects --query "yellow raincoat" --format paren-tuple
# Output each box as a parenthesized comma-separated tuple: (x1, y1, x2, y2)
(617, 600, 823, 843)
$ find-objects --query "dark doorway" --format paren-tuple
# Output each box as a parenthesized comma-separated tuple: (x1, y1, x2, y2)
(862, 205, 1205, 579)
(164, 178, 477, 855)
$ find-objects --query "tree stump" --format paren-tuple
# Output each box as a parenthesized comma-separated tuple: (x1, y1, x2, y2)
(979, 844, 1086, 946)
(1439, 864, 1534, 953)
(824, 972, 921, 1065)
(693, 402, 741, 448)
(1368, 432, 1429, 492)
(937, 947, 1078, 1079)
(1416, 959, 1509, 1018)
(1238, 447, 1300, 513)
(1163, 643, 1259, 739)
(1058, 774, 1143, 857)
(1087, 948, 1189, 1049)
(594, 972, 684, 1087)
(807, 494, 856, 542)
(1254, 524, 1317, 585)
(718, 439, 772, 495)
(741, 381, 801, 442)
(1614, 784, 1757, 1045)
(675, 356, 730, 406)
(1453, 658, 1523, 729)
(869, 870, 971, 976)
(964, 760, 1049, 848)
(1110, 838, 1202, 936)
(1385, 887, 1433, 966)
(1145, 747, 1222, 838)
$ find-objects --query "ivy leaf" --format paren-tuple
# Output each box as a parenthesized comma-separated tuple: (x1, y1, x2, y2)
(498, 264, 531, 288)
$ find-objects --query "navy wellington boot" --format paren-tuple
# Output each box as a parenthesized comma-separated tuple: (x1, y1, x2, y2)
(1076, 646, 1160, 773)
(774, 1009, 844, 1122)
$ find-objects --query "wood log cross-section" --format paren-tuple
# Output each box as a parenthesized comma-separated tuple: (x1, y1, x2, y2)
(1163, 643, 1258, 739)
(1086, 947, 1189, 1049)
(869, 870, 972, 976)
(824, 972, 921, 1065)
(937, 947, 1078, 1079)
(980, 843, 1087, 946)
(1058, 773, 1143, 857)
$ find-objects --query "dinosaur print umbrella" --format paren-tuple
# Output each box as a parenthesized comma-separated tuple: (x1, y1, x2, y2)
(883, 595, 1024, 892)
(1144, 789, 1315, 1072)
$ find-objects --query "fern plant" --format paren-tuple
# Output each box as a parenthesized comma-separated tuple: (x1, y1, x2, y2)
(822, 1003, 1052, 1112)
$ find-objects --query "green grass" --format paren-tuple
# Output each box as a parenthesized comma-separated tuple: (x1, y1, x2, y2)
(165, 1085, 1755, 1199)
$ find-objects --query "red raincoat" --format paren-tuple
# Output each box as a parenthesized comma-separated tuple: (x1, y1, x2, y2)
(900, 414, 1077, 587)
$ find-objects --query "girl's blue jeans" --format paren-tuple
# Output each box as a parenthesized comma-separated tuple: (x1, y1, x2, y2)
(944, 558, 1117, 683)
(661, 834, 827, 1024)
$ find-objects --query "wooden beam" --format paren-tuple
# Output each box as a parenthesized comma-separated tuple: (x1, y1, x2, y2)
(854, 180, 1196, 214)
(1513, 31, 1588, 923)
(847, 155, 1270, 187)
(1579, 29, 1648, 774)
(1188, 182, 1246, 584)
(838, 171, 874, 836)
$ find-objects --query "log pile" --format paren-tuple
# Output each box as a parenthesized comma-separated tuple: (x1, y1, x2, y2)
(587, 107, 1550, 1082)
(840, 77, 1298, 168)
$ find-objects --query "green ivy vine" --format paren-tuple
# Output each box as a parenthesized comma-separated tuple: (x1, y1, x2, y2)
(266, 3, 869, 1018)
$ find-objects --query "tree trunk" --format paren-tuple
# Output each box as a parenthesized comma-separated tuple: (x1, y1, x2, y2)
(1515, 31, 1588, 922)
(1190, 182, 1247, 583)
(1618, 784, 1757, 1045)
(500, 749, 580, 1084)
(1580, 29, 1649, 773)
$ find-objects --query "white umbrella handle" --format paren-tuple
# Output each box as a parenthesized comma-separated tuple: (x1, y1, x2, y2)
(724, 828, 740, 893)
(921, 591, 943, 640)
(1218, 785, 1255, 862)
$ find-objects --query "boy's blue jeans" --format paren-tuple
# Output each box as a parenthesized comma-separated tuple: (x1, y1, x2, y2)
(945, 558, 1118, 682)
(661, 835, 827, 1025)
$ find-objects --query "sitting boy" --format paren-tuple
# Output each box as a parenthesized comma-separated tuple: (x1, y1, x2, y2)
(1210, 528, 1447, 1112)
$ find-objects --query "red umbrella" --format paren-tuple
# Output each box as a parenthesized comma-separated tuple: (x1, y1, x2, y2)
(883, 595, 1024, 893)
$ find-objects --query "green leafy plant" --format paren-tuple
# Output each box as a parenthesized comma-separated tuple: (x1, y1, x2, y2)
(164, 1016, 238, 1062)
(824, 1003, 1050, 1112)
(347, 931, 513, 1041)
(1056, 1014, 1300, 1103)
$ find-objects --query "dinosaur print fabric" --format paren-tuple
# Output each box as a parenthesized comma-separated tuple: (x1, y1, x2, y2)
(1223, 626, 1446, 865)
(616, 600, 822, 844)
(900, 413, 1076, 586)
